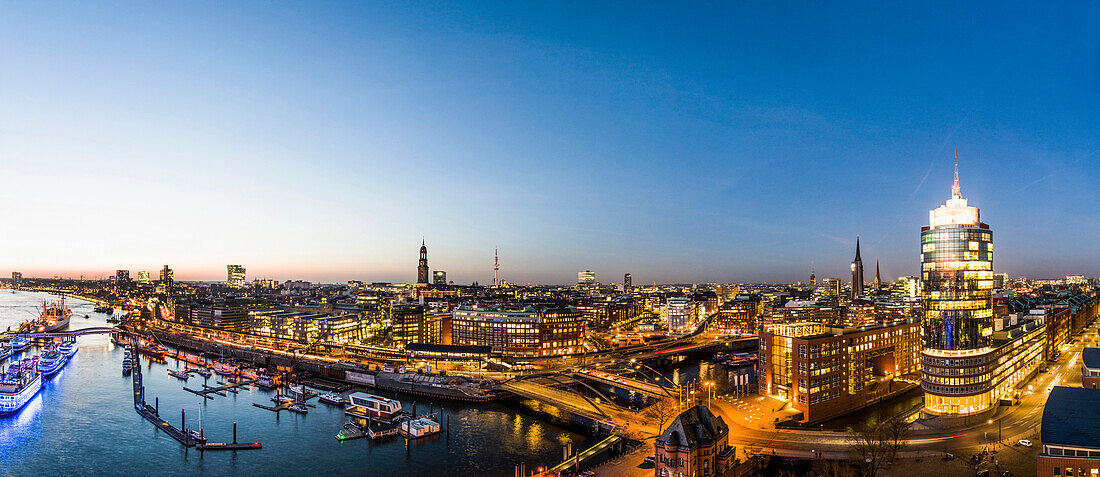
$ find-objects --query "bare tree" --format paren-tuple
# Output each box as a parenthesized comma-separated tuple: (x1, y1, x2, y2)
(880, 415, 913, 463)
(848, 420, 891, 477)
(643, 397, 681, 434)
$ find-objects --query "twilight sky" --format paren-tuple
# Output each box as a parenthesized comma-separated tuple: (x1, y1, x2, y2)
(2, 2, 1099, 285)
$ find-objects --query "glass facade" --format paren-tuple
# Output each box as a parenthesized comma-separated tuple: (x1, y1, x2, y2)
(920, 224, 994, 350)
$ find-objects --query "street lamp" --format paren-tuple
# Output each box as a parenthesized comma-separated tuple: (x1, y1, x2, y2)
(704, 381, 714, 408)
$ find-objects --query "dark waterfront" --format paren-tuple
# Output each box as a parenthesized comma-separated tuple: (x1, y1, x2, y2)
(0, 291, 589, 476)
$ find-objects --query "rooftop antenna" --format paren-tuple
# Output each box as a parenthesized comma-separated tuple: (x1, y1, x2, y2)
(952, 149, 961, 199)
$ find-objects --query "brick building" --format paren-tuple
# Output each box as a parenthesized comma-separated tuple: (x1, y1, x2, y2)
(653, 405, 735, 477)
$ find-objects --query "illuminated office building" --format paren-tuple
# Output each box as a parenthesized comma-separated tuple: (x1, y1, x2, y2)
(577, 270, 596, 286)
(451, 305, 584, 358)
(227, 265, 246, 289)
(433, 270, 446, 285)
(137, 270, 150, 285)
(11, 272, 22, 288)
(624, 273, 632, 291)
(115, 270, 130, 284)
(920, 156, 1043, 418)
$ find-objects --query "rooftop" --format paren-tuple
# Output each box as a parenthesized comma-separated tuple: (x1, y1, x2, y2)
(656, 404, 727, 449)
(1040, 386, 1100, 449)
(1083, 348, 1100, 370)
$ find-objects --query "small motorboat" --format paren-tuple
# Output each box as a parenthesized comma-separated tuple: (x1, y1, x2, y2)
(191, 367, 212, 378)
(288, 384, 304, 395)
(318, 393, 347, 405)
(272, 395, 295, 404)
(168, 369, 189, 380)
(288, 403, 308, 414)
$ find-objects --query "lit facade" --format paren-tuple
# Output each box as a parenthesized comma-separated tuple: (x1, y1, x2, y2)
(451, 305, 584, 358)
(759, 318, 921, 424)
(919, 159, 1042, 417)
(227, 265, 246, 289)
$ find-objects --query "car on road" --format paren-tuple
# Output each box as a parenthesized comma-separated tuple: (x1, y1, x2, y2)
(643, 456, 655, 465)
(1018, 439, 1033, 447)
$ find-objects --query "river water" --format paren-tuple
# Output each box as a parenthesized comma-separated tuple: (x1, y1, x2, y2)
(0, 290, 589, 476)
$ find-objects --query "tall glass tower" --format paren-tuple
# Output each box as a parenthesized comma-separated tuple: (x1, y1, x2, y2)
(920, 155, 996, 415)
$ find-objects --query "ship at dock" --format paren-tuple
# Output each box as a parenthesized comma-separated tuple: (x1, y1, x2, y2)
(21, 297, 73, 333)
(0, 358, 42, 414)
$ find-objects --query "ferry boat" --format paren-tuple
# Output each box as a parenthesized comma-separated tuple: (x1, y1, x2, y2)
(122, 358, 132, 375)
(8, 336, 30, 352)
(345, 393, 404, 421)
(23, 297, 72, 333)
(58, 338, 78, 358)
(0, 358, 42, 414)
(36, 346, 66, 377)
(319, 393, 347, 405)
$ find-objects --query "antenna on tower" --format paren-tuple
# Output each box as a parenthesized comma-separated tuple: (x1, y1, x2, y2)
(493, 247, 499, 287)
(952, 149, 961, 199)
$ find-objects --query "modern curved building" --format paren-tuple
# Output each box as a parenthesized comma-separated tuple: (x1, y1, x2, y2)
(920, 156, 1043, 417)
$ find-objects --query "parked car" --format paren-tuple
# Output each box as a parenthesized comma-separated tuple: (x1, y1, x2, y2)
(1018, 439, 1033, 447)
(643, 456, 655, 465)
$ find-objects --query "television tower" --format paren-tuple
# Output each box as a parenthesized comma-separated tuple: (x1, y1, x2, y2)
(493, 247, 499, 287)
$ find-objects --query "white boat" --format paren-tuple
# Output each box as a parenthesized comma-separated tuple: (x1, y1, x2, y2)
(58, 339, 78, 358)
(272, 395, 295, 404)
(0, 359, 42, 414)
(8, 337, 30, 352)
(287, 384, 304, 395)
(288, 403, 308, 414)
(345, 393, 403, 420)
(191, 367, 212, 378)
(256, 374, 276, 388)
(318, 393, 347, 405)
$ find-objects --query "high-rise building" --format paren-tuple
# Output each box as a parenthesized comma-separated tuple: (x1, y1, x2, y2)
(577, 270, 596, 286)
(433, 271, 446, 285)
(417, 240, 429, 284)
(665, 296, 694, 333)
(492, 248, 499, 287)
(159, 265, 173, 284)
(624, 273, 632, 291)
(115, 270, 130, 283)
(919, 154, 1043, 418)
(851, 237, 864, 298)
(11, 272, 22, 288)
(227, 265, 246, 289)
(137, 270, 150, 284)
(809, 265, 816, 285)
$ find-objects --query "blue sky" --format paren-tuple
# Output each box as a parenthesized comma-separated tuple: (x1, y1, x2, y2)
(1, 1, 1098, 284)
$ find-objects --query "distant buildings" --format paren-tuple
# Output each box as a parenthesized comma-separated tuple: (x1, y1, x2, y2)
(760, 318, 921, 424)
(10, 272, 21, 288)
(115, 270, 130, 284)
(137, 270, 150, 285)
(653, 405, 735, 477)
(1037, 387, 1100, 477)
(665, 296, 694, 333)
(391, 304, 426, 345)
(227, 265, 246, 289)
(577, 270, 596, 287)
(711, 295, 762, 335)
(624, 273, 632, 291)
(433, 271, 446, 286)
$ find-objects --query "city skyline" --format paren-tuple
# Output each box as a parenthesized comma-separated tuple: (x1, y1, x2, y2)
(3, 2, 1099, 283)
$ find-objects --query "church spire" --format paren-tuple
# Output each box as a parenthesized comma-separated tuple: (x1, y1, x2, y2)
(952, 149, 962, 199)
(874, 260, 882, 288)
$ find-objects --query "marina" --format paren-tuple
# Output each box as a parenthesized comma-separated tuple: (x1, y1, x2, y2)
(0, 290, 592, 476)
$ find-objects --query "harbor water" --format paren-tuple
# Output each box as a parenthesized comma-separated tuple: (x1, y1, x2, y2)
(0, 290, 589, 476)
